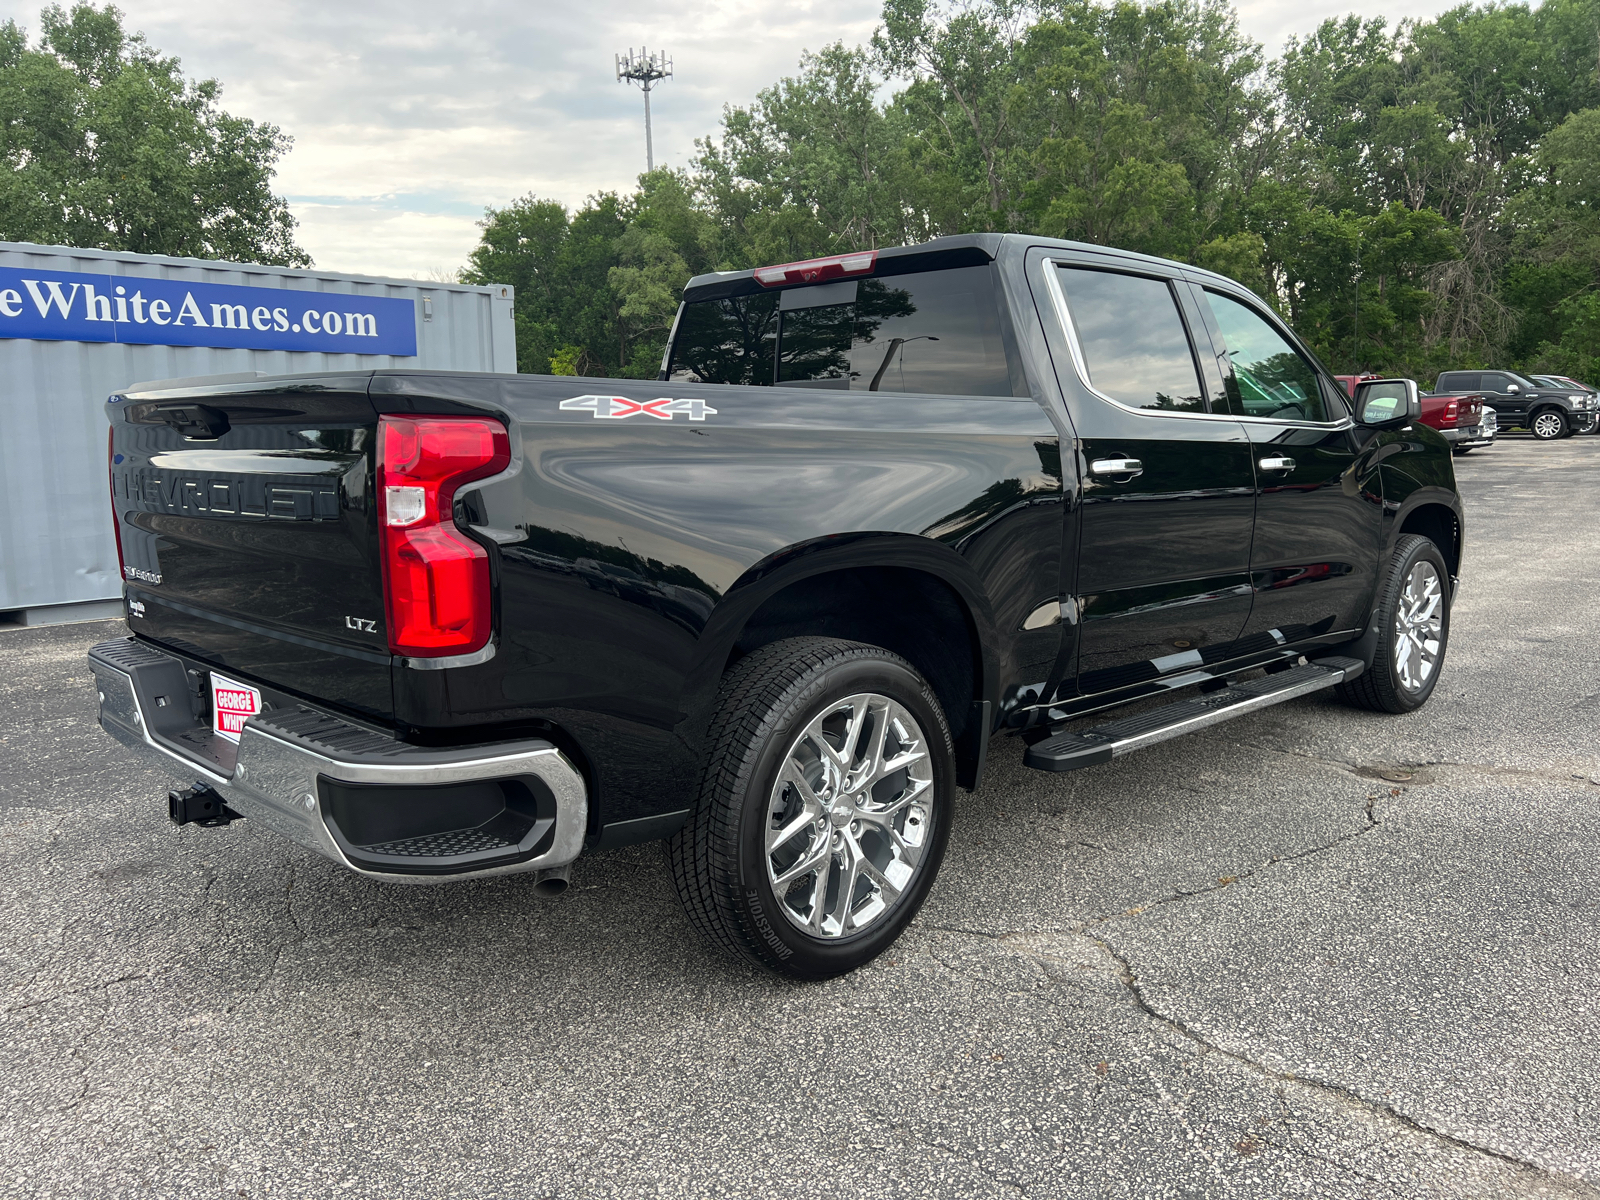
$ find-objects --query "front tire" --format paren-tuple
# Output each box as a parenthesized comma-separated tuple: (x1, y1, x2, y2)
(668, 637, 955, 980)
(1336, 534, 1451, 714)
(1531, 409, 1568, 440)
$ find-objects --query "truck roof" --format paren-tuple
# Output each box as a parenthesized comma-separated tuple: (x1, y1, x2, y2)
(681, 233, 1247, 303)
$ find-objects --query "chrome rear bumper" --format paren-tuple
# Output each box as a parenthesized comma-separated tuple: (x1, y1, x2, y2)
(88, 637, 588, 884)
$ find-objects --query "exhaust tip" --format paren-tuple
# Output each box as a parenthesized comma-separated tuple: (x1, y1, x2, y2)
(533, 866, 571, 897)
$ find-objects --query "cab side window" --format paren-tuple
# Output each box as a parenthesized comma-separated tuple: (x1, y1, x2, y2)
(1204, 290, 1328, 423)
(1056, 266, 1205, 412)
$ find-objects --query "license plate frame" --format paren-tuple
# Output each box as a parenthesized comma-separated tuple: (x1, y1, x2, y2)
(209, 672, 262, 743)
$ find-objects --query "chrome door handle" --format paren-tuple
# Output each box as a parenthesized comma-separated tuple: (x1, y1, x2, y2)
(1258, 456, 1295, 472)
(1090, 457, 1143, 478)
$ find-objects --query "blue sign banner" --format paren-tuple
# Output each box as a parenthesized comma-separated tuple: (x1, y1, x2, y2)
(0, 266, 417, 356)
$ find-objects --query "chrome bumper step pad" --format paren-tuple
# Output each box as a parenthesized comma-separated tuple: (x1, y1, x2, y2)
(88, 636, 587, 884)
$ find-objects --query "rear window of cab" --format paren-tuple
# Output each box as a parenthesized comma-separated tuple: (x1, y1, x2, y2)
(668, 265, 1020, 397)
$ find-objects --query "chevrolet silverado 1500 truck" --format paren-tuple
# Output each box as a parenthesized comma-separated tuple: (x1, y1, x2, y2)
(90, 234, 1463, 979)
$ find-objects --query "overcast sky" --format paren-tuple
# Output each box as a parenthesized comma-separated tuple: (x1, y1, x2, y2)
(2, 0, 1470, 280)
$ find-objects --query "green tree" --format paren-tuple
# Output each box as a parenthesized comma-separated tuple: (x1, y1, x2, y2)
(0, 3, 308, 264)
(696, 45, 902, 259)
(1506, 107, 1600, 377)
(459, 0, 1600, 382)
(465, 172, 719, 377)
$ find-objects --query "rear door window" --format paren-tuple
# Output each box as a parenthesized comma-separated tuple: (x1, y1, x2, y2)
(670, 265, 1018, 396)
(1438, 372, 1479, 392)
(1204, 290, 1328, 422)
(1056, 266, 1205, 412)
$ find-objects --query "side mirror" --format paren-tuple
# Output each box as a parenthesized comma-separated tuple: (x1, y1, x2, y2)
(1505, 382, 1520, 394)
(1353, 378, 1420, 428)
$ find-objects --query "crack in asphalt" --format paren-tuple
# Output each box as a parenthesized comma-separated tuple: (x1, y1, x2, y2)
(225, 858, 307, 1017)
(922, 811, 1379, 948)
(933, 786, 1384, 944)
(921, 786, 1600, 1197)
(1232, 738, 1600, 787)
(5, 971, 149, 1015)
(1089, 937, 1600, 1199)
(1079, 789, 1382, 926)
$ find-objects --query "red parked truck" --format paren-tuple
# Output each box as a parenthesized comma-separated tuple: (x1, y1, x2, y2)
(1337, 375, 1496, 455)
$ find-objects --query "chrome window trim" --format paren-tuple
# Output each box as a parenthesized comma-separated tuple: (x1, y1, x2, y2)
(1038, 257, 1352, 431)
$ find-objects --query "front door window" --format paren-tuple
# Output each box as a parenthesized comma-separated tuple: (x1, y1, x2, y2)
(1205, 291, 1328, 423)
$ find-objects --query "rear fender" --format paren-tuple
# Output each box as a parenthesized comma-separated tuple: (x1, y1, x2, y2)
(681, 531, 1002, 777)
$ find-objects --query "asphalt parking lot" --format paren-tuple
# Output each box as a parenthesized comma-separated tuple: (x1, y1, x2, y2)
(3, 431, 1598, 1200)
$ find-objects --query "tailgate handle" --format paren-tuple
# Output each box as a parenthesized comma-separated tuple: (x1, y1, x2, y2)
(152, 403, 231, 440)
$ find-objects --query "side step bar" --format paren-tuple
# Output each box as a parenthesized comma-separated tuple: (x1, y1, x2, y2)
(1023, 657, 1365, 773)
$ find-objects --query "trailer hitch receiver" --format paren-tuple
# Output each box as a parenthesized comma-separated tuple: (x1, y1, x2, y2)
(168, 784, 241, 828)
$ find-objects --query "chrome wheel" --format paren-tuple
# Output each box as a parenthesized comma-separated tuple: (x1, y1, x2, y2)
(1532, 411, 1565, 439)
(1393, 560, 1443, 693)
(765, 692, 934, 939)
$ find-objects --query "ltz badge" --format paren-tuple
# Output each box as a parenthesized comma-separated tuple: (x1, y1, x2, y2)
(560, 395, 718, 421)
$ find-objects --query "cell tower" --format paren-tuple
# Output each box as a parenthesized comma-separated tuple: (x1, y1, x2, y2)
(616, 46, 672, 172)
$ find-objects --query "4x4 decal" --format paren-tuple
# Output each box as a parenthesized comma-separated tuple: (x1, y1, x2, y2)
(560, 395, 718, 422)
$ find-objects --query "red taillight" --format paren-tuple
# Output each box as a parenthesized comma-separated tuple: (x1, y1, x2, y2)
(752, 250, 877, 288)
(108, 425, 126, 580)
(378, 415, 510, 658)
(1444, 399, 1459, 427)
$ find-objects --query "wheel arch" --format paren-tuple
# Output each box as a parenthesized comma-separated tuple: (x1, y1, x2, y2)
(684, 532, 1002, 790)
(1393, 495, 1463, 580)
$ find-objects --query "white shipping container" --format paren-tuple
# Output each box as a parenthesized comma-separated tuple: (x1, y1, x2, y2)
(0, 241, 515, 622)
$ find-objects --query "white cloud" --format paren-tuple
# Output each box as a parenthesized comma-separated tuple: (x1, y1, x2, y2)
(289, 202, 485, 281)
(1235, 0, 1457, 56)
(3, 0, 881, 276)
(0, 0, 1469, 278)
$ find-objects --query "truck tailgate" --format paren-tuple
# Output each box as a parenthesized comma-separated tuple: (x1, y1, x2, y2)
(109, 376, 393, 721)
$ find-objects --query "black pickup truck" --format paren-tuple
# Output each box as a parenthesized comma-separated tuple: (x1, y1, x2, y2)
(90, 234, 1462, 979)
(1434, 369, 1598, 439)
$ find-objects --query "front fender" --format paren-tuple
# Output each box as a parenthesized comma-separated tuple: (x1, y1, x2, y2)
(1377, 423, 1463, 565)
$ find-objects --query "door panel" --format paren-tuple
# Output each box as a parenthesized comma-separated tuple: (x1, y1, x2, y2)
(1191, 286, 1382, 642)
(1040, 259, 1257, 698)
(1481, 372, 1528, 419)
(1240, 422, 1382, 641)
(1075, 423, 1258, 692)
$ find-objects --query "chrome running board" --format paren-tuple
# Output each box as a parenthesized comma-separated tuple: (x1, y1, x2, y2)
(1023, 657, 1365, 772)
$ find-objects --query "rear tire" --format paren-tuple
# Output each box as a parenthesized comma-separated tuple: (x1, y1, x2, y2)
(1336, 534, 1451, 714)
(1451, 447, 1473, 456)
(667, 637, 955, 980)
(1531, 409, 1568, 440)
